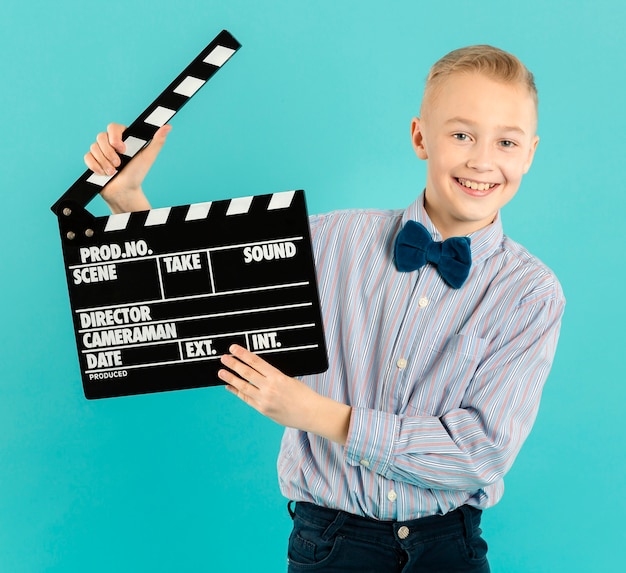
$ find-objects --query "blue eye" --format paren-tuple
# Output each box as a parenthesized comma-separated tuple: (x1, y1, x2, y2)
(500, 140, 516, 148)
(453, 133, 470, 141)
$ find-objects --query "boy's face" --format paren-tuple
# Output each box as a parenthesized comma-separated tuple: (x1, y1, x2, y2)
(412, 72, 539, 238)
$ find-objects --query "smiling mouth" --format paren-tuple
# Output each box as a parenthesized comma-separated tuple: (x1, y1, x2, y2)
(456, 178, 499, 192)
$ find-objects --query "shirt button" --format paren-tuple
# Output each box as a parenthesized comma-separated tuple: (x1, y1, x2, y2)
(396, 358, 407, 370)
(418, 296, 429, 308)
(397, 526, 410, 540)
(387, 490, 398, 502)
(360, 459, 370, 468)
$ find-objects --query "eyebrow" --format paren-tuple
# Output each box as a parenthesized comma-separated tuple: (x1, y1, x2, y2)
(445, 117, 527, 136)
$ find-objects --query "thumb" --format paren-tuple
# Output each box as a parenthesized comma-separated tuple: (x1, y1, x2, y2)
(134, 124, 172, 168)
(106, 124, 172, 194)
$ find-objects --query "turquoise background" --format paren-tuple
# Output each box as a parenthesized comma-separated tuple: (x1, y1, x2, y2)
(1, 0, 624, 571)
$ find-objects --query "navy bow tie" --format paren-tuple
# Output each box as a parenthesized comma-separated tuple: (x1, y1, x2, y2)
(394, 220, 472, 289)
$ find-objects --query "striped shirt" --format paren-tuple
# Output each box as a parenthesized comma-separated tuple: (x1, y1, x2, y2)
(277, 192, 565, 521)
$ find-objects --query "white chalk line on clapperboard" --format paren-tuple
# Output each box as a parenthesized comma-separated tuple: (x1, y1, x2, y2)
(70, 237, 308, 304)
(68, 235, 306, 269)
(79, 305, 315, 338)
(80, 322, 317, 348)
(84, 331, 320, 374)
(76, 288, 311, 315)
(68, 236, 305, 270)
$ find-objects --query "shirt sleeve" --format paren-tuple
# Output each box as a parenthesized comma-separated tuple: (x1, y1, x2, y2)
(344, 284, 565, 491)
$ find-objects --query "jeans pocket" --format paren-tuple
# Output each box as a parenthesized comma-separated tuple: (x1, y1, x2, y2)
(287, 516, 344, 569)
(458, 527, 489, 565)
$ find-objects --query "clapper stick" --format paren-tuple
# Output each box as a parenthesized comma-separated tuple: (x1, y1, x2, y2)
(51, 29, 241, 215)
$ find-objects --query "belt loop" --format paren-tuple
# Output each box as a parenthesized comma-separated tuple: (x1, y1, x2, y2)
(459, 505, 480, 538)
(287, 500, 296, 520)
(321, 510, 348, 541)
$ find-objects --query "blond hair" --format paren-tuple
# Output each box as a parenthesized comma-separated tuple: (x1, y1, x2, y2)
(422, 45, 538, 113)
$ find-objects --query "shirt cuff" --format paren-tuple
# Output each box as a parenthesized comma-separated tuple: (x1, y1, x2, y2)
(344, 406, 399, 476)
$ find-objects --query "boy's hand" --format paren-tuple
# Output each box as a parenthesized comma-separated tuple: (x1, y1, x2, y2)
(84, 122, 171, 213)
(219, 345, 352, 445)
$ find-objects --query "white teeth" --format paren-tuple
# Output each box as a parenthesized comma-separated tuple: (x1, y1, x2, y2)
(458, 178, 495, 191)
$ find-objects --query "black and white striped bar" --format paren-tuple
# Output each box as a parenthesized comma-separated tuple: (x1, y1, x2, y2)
(51, 29, 241, 215)
(57, 190, 328, 399)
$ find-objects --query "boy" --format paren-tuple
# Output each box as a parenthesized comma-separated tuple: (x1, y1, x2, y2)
(85, 45, 565, 572)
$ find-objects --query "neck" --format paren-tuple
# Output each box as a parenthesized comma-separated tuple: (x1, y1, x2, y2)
(423, 198, 496, 239)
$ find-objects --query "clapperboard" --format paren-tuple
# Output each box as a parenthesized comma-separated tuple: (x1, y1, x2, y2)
(51, 30, 328, 399)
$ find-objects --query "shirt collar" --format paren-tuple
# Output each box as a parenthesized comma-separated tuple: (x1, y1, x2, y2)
(401, 191, 503, 265)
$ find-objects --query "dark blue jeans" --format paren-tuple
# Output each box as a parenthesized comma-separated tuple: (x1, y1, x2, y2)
(287, 502, 490, 572)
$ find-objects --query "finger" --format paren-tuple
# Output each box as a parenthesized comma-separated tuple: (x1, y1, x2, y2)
(218, 368, 260, 403)
(86, 138, 117, 176)
(84, 150, 104, 175)
(218, 367, 247, 388)
(96, 130, 122, 169)
(220, 353, 265, 387)
(228, 344, 277, 378)
(223, 381, 256, 409)
(106, 122, 128, 154)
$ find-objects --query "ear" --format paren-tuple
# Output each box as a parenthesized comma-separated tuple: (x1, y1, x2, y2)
(522, 135, 540, 174)
(411, 117, 428, 160)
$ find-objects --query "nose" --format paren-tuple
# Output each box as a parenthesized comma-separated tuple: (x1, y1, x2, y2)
(466, 141, 494, 172)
